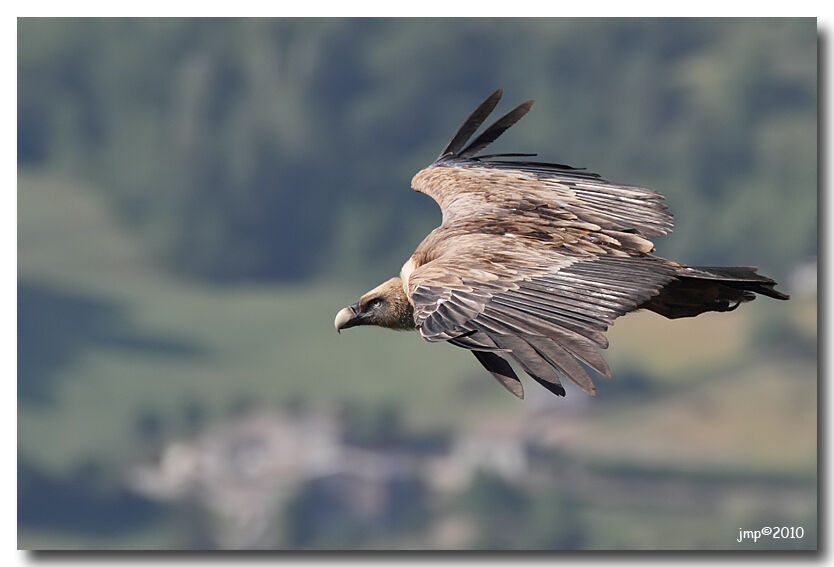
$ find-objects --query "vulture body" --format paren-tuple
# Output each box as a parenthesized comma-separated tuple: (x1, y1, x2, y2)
(334, 89, 788, 399)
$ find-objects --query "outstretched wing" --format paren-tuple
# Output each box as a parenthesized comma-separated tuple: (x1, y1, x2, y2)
(406, 91, 677, 398)
(408, 233, 677, 398)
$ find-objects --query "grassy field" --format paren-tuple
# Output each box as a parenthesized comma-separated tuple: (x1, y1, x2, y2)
(18, 169, 817, 549)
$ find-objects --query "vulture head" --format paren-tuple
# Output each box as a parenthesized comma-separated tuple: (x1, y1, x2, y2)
(334, 277, 415, 333)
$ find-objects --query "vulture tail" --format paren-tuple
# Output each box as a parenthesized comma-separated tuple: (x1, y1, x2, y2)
(641, 266, 790, 320)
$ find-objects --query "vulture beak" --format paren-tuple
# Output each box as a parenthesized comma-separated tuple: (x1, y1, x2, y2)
(334, 302, 362, 333)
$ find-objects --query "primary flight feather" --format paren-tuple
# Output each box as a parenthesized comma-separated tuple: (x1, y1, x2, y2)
(334, 89, 788, 399)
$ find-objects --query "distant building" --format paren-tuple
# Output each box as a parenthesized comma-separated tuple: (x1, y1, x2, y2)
(127, 407, 578, 548)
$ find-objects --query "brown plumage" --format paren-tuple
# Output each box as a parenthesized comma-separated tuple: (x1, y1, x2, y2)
(335, 89, 789, 399)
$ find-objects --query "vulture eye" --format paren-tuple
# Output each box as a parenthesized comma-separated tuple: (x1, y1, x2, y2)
(370, 298, 383, 309)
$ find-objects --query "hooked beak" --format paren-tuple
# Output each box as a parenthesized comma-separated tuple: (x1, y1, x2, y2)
(334, 302, 362, 333)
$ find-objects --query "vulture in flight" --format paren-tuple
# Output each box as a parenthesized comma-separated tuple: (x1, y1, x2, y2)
(334, 89, 788, 399)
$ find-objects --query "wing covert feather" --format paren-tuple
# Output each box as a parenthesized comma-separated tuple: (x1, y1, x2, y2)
(412, 162, 673, 238)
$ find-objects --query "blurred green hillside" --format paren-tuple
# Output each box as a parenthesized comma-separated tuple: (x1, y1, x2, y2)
(18, 18, 817, 550)
(18, 169, 816, 550)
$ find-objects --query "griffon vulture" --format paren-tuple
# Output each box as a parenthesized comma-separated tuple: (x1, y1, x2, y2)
(334, 89, 788, 399)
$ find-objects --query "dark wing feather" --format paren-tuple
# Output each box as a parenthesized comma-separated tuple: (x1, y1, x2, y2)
(471, 350, 524, 399)
(458, 100, 535, 158)
(478, 159, 602, 180)
(475, 153, 538, 159)
(491, 335, 566, 397)
(439, 88, 504, 159)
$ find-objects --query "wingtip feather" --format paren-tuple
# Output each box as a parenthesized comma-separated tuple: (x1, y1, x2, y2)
(438, 88, 504, 159)
(458, 99, 536, 159)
